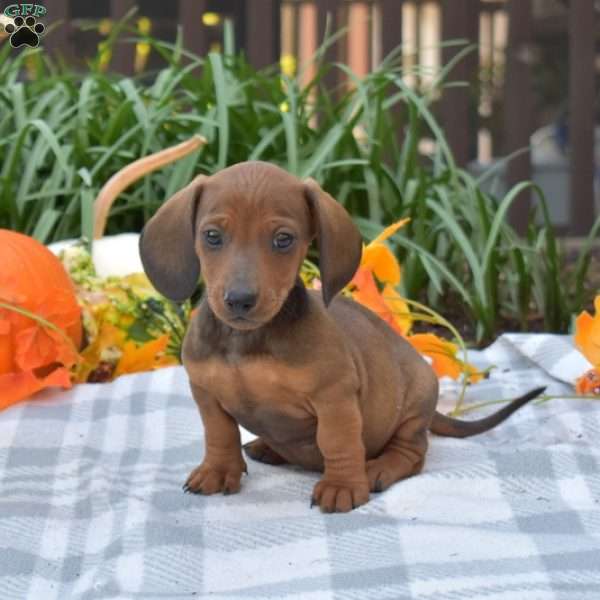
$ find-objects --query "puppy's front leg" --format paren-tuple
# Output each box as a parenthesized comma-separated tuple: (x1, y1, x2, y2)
(184, 384, 247, 495)
(312, 393, 370, 513)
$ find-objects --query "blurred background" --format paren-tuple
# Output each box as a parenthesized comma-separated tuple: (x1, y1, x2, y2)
(1, 0, 598, 234)
(2, 0, 600, 340)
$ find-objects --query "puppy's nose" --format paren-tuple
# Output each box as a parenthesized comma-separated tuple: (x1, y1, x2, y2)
(224, 289, 257, 316)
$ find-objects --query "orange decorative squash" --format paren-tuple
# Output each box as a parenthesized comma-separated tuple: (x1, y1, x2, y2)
(0, 229, 82, 410)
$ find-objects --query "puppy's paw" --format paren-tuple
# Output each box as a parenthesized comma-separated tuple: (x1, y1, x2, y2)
(311, 478, 370, 513)
(184, 460, 246, 495)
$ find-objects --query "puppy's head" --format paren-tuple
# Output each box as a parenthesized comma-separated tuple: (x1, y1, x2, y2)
(140, 161, 362, 330)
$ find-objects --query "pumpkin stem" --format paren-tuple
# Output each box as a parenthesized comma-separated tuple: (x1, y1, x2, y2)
(93, 135, 207, 239)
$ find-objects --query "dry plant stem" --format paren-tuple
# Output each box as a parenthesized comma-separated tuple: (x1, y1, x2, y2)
(533, 394, 600, 405)
(398, 297, 470, 415)
(93, 135, 207, 239)
(0, 301, 81, 362)
(451, 393, 599, 417)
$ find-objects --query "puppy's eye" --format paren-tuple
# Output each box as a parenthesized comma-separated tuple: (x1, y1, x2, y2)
(203, 229, 223, 248)
(273, 232, 294, 251)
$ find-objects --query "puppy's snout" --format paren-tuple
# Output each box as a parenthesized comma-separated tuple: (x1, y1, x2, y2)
(224, 288, 258, 316)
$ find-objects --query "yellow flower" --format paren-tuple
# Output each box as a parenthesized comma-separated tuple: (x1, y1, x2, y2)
(202, 12, 221, 27)
(137, 17, 152, 35)
(280, 54, 297, 77)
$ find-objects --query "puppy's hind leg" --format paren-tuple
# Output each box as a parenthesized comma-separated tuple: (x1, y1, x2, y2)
(243, 438, 288, 465)
(366, 414, 429, 493)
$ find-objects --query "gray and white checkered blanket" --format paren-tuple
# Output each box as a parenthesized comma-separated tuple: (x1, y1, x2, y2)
(1, 334, 599, 599)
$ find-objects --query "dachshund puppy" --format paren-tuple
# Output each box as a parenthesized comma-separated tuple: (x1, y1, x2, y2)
(140, 162, 544, 513)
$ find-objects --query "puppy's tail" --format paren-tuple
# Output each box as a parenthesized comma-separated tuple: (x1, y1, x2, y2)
(429, 386, 546, 438)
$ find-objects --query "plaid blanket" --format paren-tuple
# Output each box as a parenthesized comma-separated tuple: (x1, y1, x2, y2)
(1, 334, 599, 599)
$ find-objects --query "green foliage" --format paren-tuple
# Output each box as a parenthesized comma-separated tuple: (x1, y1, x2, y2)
(0, 23, 596, 343)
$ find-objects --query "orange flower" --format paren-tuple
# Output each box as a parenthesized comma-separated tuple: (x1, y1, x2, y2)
(573, 297, 600, 395)
(359, 218, 410, 286)
(575, 368, 600, 395)
(349, 217, 412, 335)
(351, 268, 408, 336)
(574, 297, 600, 366)
(380, 284, 412, 336)
(407, 333, 482, 382)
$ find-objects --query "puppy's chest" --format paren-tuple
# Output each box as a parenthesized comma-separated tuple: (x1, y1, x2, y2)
(192, 355, 318, 432)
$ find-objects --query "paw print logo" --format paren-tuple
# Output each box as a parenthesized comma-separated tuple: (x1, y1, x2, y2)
(3, 16, 45, 48)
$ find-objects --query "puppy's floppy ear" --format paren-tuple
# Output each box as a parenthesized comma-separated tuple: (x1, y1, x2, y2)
(304, 178, 363, 306)
(139, 175, 206, 302)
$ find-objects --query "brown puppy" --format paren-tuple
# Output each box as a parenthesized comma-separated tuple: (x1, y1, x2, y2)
(140, 161, 544, 513)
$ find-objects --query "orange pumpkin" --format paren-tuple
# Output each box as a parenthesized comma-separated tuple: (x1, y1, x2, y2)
(0, 229, 82, 410)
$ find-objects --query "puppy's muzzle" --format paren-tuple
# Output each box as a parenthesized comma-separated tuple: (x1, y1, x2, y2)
(224, 288, 258, 317)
